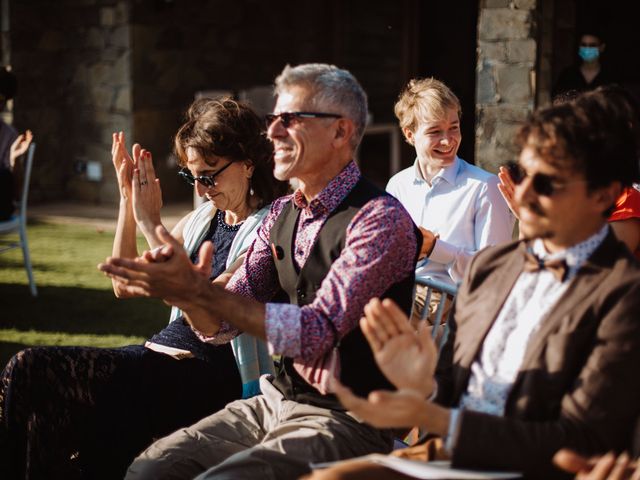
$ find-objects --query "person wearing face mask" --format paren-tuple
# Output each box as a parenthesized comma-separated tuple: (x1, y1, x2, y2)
(553, 29, 615, 98)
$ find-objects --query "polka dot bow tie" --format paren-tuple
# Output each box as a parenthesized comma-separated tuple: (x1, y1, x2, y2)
(523, 250, 568, 282)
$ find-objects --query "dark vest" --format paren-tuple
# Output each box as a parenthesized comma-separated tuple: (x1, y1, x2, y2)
(269, 177, 420, 409)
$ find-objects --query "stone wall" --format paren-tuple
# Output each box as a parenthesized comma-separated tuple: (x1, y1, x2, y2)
(475, 0, 537, 173)
(11, 0, 132, 203)
(129, 0, 410, 199)
(9, 0, 414, 203)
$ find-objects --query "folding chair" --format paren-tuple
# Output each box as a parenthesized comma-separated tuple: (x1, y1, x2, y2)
(411, 275, 458, 353)
(0, 142, 37, 296)
(394, 276, 458, 449)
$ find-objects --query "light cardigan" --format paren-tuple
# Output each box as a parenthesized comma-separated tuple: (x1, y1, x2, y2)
(169, 201, 275, 398)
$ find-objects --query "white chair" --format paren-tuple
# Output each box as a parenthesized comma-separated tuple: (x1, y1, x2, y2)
(0, 142, 37, 296)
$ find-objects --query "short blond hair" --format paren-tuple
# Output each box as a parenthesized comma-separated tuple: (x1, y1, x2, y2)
(394, 78, 461, 143)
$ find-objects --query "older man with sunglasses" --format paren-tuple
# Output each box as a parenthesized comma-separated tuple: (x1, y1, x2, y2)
(100, 63, 421, 480)
(307, 89, 640, 480)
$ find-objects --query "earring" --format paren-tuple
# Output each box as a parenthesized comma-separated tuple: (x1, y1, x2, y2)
(249, 178, 254, 197)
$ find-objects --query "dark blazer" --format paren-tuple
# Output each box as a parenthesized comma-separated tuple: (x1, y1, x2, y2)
(435, 230, 640, 479)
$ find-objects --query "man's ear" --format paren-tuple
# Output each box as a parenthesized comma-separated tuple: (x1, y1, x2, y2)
(402, 127, 415, 146)
(593, 181, 622, 216)
(332, 118, 356, 148)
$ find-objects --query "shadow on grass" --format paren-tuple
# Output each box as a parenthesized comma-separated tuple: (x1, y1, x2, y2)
(0, 283, 169, 337)
(0, 257, 63, 273)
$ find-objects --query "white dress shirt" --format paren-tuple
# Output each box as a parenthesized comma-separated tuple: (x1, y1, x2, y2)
(386, 157, 514, 286)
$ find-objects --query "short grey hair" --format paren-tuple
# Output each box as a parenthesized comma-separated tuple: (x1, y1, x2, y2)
(274, 63, 368, 150)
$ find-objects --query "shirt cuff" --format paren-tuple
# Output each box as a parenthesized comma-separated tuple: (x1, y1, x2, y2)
(265, 303, 302, 357)
(190, 320, 238, 345)
(428, 238, 458, 265)
(444, 408, 462, 454)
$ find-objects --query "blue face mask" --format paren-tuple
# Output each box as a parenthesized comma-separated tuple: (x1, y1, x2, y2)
(579, 46, 600, 62)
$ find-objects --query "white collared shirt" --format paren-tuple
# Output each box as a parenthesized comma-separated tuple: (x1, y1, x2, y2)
(386, 157, 514, 285)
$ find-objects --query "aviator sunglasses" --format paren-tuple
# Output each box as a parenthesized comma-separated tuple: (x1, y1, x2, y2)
(178, 161, 233, 187)
(265, 111, 342, 129)
(506, 162, 581, 197)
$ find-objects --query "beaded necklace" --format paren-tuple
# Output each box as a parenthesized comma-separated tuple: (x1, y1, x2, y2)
(216, 209, 243, 232)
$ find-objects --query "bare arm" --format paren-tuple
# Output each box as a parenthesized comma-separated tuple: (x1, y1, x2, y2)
(110, 132, 139, 296)
(100, 226, 268, 339)
(9, 129, 32, 170)
(110, 134, 187, 297)
(131, 148, 186, 248)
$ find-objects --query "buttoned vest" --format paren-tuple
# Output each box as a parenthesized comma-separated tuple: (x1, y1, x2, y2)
(269, 178, 420, 409)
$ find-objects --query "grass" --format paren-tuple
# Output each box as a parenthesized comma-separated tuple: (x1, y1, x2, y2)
(0, 219, 170, 366)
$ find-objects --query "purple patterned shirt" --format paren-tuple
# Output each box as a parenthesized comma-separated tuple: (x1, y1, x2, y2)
(210, 161, 418, 364)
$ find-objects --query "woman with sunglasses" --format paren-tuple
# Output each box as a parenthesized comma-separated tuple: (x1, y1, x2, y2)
(0, 98, 289, 480)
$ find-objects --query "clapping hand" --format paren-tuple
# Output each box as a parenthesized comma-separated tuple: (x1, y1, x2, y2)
(361, 298, 437, 397)
(554, 449, 639, 480)
(99, 226, 212, 308)
(497, 165, 520, 219)
(131, 147, 162, 231)
(9, 129, 33, 169)
(331, 298, 439, 428)
(332, 379, 430, 429)
(111, 132, 138, 200)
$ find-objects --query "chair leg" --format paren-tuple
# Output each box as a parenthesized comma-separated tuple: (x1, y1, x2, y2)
(19, 223, 37, 297)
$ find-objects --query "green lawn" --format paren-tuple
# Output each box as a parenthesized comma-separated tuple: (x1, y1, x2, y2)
(0, 219, 170, 366)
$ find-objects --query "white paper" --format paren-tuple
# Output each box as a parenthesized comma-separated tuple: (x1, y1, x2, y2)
(311, 454, 521, 479)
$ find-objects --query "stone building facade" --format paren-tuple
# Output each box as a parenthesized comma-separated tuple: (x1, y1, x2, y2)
(6, 0, 632, 205)
(6, 0, 418, 203)
(476, 0, 537, 172)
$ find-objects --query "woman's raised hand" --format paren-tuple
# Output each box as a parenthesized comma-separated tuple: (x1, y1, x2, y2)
(131, 147, 163, 231)
(111, 132, 139, 201)
(9, 129, 33, 169)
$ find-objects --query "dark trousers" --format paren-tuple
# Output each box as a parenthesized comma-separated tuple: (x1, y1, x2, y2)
(0, 167, 15, 221)
(0, 343, 241, 480)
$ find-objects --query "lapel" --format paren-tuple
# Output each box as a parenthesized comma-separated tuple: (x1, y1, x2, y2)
(511, 231, 618, 392)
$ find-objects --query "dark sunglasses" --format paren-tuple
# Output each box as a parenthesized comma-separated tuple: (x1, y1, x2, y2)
(178, 161, 233, 187)
(265, 111, 342, 129)
(506, 162, 578, 197)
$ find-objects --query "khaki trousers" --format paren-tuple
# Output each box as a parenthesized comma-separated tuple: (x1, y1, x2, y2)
(125, 376, 394, 480)
(409, 284, 454, 329)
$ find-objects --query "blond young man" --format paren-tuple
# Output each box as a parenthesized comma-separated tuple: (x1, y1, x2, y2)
(386, 78, 513, 324)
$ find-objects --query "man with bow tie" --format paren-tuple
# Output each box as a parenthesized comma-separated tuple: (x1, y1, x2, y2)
(309, 89, 640, 479)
